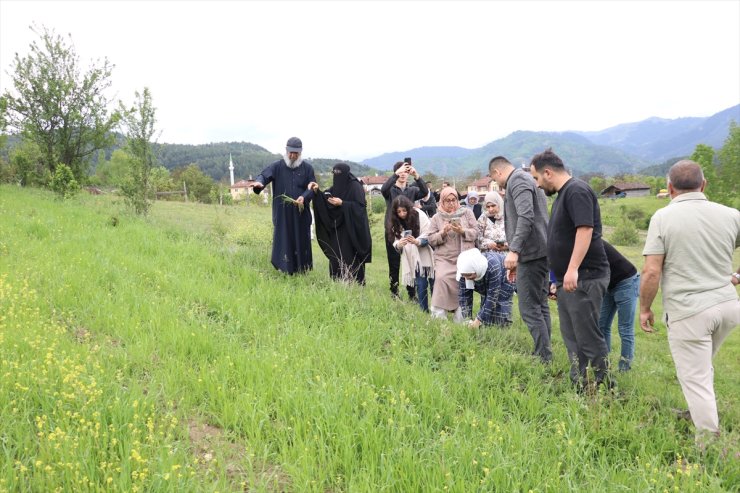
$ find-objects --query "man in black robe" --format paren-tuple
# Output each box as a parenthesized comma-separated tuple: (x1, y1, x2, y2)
(251, 137, 316, 274)
(310, 163, 372, 284)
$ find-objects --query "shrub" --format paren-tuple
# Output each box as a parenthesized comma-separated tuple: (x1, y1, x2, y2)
(610, 218, 640, 246)
(209, 187, 233, 205)
(211, 217, 228, 239)
(624, 206, 649, 229)
(370, 195, 385, 215)
(8, 141, 48, 187)
(49, 163, 80, 199)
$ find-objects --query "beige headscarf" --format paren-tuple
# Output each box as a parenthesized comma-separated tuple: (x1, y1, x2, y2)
(438, 187, 466, 218)
(484, 191, 504, 220)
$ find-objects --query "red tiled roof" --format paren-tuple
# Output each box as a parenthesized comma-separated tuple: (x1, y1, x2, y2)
(362, 176, 388, 185)
(230, 180, 253, 189)
(468, 177, 491, 188)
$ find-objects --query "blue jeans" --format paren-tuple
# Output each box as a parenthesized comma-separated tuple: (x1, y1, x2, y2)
(598, 273, 639, 371)
(416, 272, 435, 313)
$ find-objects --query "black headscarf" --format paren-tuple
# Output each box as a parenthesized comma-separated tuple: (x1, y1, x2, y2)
(314, 162, 372, 265)
(330, 163, 357, 201)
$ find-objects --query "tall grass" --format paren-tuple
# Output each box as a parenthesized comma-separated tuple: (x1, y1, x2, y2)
(0, 186, 738, 492)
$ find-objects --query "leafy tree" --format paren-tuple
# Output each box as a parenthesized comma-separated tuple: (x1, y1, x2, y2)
(613, 173, 646, 184)
(642, 175, 666, 195)
(588, 176, 609, 195)
(0, 98, 11, 182)
(1, 25, 119, 182)
(464, 169, 484, 184)
(690, 144, 717, 200)
(716, 121, 739, 208)
(0, 96, 7, 153)
(172, 164, 214, 203)
(422, 171, 440, 188)
(92, 149, 132, 187)
(119, 88, 158, 215)
(150, 166, 174, 194)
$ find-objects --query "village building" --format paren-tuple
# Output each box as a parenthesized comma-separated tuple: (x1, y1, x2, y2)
(600, 182, 651, 198)
(229, 179, 255, 201)
(227, 153, 268, 203)
(466, 176, 499, 194)
(361, 175, 388, 195)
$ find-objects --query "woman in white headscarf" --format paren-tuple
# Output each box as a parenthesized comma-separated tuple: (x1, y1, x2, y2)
(456, 248, 515, 329)
(425, 187, 478, 321)
(476, 191, 507, 252)
(465, 191, 483, 220)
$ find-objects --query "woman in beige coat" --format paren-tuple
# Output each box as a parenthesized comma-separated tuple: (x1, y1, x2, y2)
(425, 187, 478, 321)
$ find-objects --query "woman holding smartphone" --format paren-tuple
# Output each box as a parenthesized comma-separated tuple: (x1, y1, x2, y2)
(476, 191, 508, 252)
(425, 187, 478, 321)
(387, 196, 435, 312)
(309, 163, 372, 284)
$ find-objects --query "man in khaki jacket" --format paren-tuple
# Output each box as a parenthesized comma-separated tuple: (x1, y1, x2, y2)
(640, 160, 740, 442)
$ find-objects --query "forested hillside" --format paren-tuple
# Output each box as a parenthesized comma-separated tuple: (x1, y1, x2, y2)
(0, 135, 380, 183)
(150, 141, 378, 182)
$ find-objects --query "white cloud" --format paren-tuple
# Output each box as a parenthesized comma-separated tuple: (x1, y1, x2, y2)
(1, 0, 738, 161)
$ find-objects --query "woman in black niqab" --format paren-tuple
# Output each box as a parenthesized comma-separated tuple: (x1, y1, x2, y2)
(310, 163, 372, 284)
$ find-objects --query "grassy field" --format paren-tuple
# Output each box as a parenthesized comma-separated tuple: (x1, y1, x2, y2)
(0, 185, 738, 492)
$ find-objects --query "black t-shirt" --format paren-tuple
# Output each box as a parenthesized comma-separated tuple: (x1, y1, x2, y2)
(547, 178, 609, 283)
(603, 241, 637, 289)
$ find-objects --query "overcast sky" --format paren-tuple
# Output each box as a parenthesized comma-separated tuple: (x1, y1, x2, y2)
(1, 0, 738, 161)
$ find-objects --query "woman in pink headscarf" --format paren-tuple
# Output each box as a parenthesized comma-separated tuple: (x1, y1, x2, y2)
(425, 187, 478, 321)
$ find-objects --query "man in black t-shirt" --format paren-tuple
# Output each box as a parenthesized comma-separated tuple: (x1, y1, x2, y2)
(529, 148, 610, 390)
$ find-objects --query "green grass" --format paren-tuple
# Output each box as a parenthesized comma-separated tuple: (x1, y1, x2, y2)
(0, 186, 738, 492)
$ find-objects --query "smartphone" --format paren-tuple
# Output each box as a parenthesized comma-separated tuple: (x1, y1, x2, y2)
(495, 240, 505, 246)
(402, 230, 412, 238)
(324, 191, 333, 198)
(450, 218, 460, 225)
(403, 157, 412, 164)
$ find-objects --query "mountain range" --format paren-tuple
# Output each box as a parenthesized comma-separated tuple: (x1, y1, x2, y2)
(360, 104, 739, 177)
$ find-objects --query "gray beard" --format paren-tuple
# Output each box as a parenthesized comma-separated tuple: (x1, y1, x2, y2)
(284, 153, 303, 169)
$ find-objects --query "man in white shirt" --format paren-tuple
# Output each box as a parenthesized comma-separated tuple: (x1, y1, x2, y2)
(640, 160, 740, 442)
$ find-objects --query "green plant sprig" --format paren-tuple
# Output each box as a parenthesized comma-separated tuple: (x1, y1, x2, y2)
(279, 193, 304, 213)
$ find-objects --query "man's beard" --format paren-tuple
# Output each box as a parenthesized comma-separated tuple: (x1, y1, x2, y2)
(285, 153, 303, 169)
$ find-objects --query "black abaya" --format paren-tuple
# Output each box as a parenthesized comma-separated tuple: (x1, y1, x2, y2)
(313, 164, 372, 284)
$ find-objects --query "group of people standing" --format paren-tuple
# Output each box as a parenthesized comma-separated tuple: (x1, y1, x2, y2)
(252, 137, 739, 442)
(383, 161, 515, 330)
(249, 137, 372, 284)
